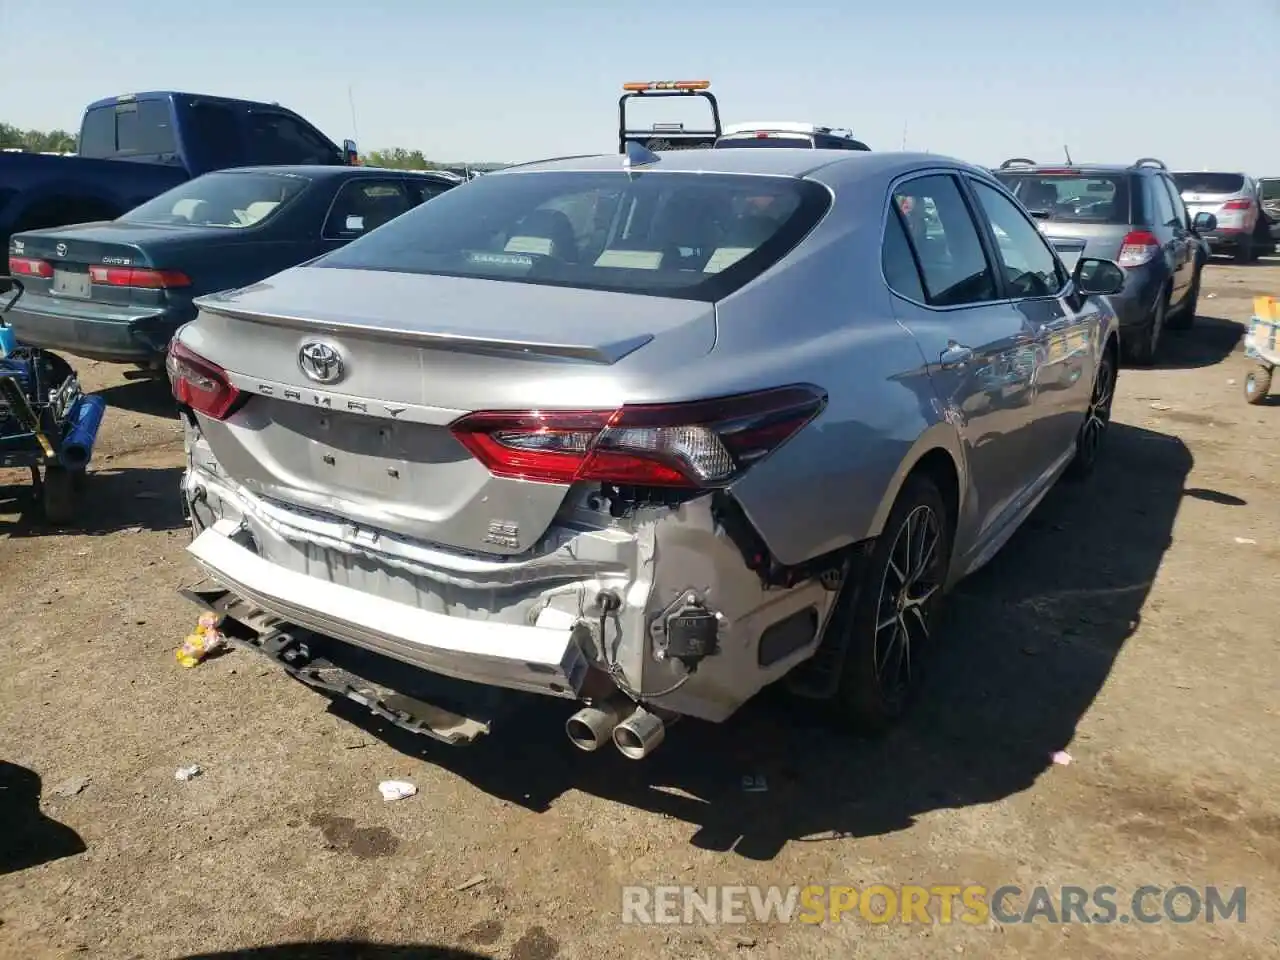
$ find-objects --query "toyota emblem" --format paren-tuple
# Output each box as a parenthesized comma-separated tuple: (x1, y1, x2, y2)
(298, 340, 345, 384)
(55, 242, 67, 257)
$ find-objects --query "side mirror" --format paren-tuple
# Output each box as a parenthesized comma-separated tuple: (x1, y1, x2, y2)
(1074, 257, 1125, 297)
(343, 139, 359, 166)
(1192, 211, 1217, 233)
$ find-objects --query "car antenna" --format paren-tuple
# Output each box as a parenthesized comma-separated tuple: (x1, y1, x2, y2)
(1064, 144, 1073, 165)
(623, 139, 661, 174)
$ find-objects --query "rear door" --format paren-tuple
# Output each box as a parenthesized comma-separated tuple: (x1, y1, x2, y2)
(1148, 175, 1191, 301)
(882, 171, 1046, 539)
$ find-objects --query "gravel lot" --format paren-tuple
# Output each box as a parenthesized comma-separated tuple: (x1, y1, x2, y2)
(2, 259, 1278, 960)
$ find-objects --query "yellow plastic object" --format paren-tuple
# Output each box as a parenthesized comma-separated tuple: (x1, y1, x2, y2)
(176, 612, 226, 668)
(1255, 296, 1279, 322)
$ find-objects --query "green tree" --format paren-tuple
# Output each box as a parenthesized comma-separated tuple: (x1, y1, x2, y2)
(364, 147, 438, 170)
(0, 124, 76, 152)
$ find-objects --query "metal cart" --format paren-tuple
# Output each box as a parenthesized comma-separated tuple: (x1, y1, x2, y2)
(1244, 296, 1280, 406)
(0, 277, 107, 523)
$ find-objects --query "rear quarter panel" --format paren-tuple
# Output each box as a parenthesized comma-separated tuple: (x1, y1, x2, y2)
(704, 183, 953, 567)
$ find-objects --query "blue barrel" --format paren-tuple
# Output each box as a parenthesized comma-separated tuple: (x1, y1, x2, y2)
(60, 394, 107, 469)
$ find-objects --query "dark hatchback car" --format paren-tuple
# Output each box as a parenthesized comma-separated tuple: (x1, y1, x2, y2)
(5, 166, 458, 365)
(994, 157, 1216, 365)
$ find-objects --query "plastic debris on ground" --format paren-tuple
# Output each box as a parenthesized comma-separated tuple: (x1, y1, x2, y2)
(455, 874, 486, 892)
(176, 611, 227, 668)
(175, 765, 203, 782)
(1235, 537, 1258, 545)
(52, 775, 91, 798)
(1050, 751, 1073, 766)
(378, 780, 418, 801)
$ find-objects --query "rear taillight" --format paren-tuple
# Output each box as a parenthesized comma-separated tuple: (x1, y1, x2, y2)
(449, 385, 827, 488)
(166, 340, 242, 421)
(89, 266, 190, 289)
(1222, 199, 1253, 211)
(1117, 230, 1160, 268)
(8, 256, 53, 278)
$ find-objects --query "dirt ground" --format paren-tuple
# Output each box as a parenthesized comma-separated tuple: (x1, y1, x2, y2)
(2, 259, 1278, 960)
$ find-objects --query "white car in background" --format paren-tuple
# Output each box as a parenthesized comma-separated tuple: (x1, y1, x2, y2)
(714, 121, 871, 152)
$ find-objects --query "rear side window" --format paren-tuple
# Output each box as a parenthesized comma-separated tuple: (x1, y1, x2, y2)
(1261, 180, 1280, 202)
(78, 100, 175, 157)
(996, 173, 1131, 225)
(890, 175, 996, 307)
(1172, 172, 1245, 195)
(882, 207, 926, 302)
(1148, 177, 1178, 228)
(79, 107, 116, 157)
(312, 171, 832, 302)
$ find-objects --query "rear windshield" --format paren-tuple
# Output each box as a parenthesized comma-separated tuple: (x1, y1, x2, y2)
(120, 171, 311, 229)
(994, 173, 1131, 224)
(312, 170, 832, 301)
(715, 135, 813, 149)
(1172, 172, 1245, 195)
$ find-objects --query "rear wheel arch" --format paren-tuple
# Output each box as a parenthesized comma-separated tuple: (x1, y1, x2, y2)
(868, 431, 964, 546)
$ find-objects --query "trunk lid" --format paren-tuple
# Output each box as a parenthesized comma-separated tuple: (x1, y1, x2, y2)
(183, 265, 717, 555)
(1035, 221, 1131, 269)
(10, 222, 206, 307)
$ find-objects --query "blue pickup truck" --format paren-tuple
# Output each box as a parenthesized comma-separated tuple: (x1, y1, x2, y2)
(1, 91, 357, 249)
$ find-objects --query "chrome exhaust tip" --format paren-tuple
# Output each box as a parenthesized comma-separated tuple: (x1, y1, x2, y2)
(611, 707, 666, 760)
(565, 698, 631, 752)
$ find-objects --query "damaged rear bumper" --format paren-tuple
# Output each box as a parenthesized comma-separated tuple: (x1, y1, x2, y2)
(187, 516, 591, 699)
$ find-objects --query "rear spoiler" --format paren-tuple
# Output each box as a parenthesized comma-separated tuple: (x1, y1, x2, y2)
(193, 298, 652, 366)
(618, 80, 722, 153)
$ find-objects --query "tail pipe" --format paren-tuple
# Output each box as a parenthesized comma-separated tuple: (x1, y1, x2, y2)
(565, 697, 632, 752)
(612, 706, 671, 760)
(59, 394, 107, 469)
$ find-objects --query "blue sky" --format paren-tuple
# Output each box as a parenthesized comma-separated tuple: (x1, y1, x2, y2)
(4, 1, 1278, 172)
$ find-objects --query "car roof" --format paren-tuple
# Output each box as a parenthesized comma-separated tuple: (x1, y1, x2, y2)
(493, 149, 977, 182)
(199, 165, 456, 181)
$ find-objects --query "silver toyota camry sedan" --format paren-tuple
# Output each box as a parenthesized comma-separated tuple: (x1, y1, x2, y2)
(169, 145, 1125, 760)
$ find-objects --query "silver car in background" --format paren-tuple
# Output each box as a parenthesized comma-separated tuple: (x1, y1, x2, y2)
(1172, 171, 1267, 262)
(169, 147, 1124, 760)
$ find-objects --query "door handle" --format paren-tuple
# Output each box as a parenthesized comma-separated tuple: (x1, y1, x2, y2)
(939, 342, 973, 368)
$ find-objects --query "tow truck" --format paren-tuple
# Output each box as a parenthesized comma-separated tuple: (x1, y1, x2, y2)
(618, 80, 723, 152)
(616, 81, 870, 153)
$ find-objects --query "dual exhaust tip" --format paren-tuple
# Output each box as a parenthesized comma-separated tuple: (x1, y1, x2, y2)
(565, 699, 667, 760)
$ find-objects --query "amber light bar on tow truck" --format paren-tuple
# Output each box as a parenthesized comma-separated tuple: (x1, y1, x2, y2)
(621, 80, 711, 92)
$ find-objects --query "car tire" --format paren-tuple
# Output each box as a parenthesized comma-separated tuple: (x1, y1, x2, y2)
(828, 473, 952, 733)
(1165, 269, 1199, 331)
(1244, 366, 1273, 405)
(1234, 235, 1254, 264)
(1125, 289, 1167, 366)
(1065, 344, 1117, 481)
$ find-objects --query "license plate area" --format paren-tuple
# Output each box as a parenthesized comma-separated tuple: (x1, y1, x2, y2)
(52, 268, 91, 299)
